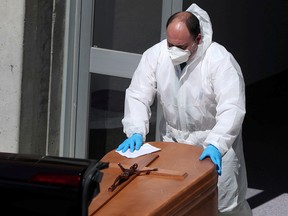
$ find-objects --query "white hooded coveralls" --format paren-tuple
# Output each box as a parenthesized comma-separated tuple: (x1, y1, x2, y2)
(122, 3, 252, 216)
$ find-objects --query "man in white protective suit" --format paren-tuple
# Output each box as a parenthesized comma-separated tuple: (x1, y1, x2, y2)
(117, 3, 252, 216)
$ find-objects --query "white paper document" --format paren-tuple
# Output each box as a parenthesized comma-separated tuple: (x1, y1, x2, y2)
(116, 143, 161, 158)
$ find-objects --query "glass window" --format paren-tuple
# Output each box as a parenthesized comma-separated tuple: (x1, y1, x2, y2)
(93, 0, 162, 54)
(89, 0, 162, 159)
(88, 74, 157, 159)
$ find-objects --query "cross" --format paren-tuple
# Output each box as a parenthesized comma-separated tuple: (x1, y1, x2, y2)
(88, 153, 188, 215)
(108, 163, 158, 192)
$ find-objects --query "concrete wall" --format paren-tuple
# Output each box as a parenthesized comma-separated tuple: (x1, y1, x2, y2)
(0, 0, 25, 153)
(19, 1, 53, 155)
(0, 0, 65, 155)
(19, 0, 65, 155)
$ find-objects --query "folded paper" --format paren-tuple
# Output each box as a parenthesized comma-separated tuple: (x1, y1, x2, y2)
(116, 143, 161, 158)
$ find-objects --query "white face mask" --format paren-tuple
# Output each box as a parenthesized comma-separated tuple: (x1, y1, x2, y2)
(168, 46, 191, 66)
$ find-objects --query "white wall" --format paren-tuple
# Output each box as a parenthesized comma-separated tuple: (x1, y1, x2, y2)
(0, 0, 25, 153)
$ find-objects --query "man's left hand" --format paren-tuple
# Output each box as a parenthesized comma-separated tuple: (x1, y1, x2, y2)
(199, 144, 222, 175)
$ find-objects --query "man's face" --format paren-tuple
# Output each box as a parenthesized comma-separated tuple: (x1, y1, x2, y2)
(166, 21, 197, 55)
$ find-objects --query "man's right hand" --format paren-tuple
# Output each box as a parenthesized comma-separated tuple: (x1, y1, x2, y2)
(116, 133, 143, 153)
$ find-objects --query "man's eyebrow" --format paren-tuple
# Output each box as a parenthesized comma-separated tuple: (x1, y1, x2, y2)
(167, 41, 186, 47)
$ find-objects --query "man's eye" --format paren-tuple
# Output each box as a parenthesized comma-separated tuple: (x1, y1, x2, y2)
(167, 43, 185, 49)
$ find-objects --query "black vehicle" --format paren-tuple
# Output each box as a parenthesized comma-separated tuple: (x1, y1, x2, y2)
(0, 152, 108, 216)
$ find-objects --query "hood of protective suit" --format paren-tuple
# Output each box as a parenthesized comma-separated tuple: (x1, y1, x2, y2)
(186, 3, 213, 58)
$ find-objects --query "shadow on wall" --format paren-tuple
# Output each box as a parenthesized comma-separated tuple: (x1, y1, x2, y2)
(243, 69, 288, 209)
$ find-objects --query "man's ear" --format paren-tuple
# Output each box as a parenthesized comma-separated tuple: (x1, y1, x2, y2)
(196, 33, 201, 44)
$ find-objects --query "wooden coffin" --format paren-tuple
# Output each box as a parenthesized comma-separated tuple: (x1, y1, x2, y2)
(88, 141, 218, 216)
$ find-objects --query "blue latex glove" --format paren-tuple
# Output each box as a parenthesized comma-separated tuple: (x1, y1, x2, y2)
(199, 144, 222, 175)
(116, 133, 143, 153)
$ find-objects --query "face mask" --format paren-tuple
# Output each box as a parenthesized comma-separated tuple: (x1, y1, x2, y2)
(168, 46, 191, 66)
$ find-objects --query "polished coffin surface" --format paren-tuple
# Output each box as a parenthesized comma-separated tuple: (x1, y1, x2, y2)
(89, 142, 218, 216)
